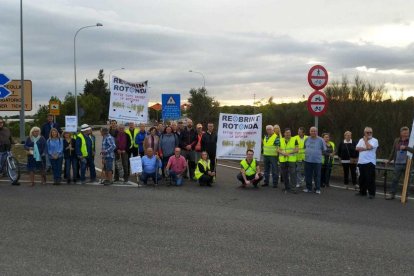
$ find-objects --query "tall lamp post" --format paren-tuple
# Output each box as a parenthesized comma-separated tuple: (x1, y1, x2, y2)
(19, 0, 25, 143)
(73, 23, 103, 126)
(108, 67, 125, 88)
(189, 70, 205, 88)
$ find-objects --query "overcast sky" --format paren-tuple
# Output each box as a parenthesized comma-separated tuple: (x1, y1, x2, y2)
(1, 0, 414, 114)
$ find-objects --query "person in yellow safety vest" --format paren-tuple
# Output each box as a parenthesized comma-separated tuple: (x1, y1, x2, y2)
(237, 149, 264, 188)
(125, 122, 139, 157)
(294, 127, 308, 188)
(278, 128, 299, 193)
(194, 151, 215, 186)
(75, 124, 97, 184)
(262, 125, 280, 188)
(321, 133, 335, 188)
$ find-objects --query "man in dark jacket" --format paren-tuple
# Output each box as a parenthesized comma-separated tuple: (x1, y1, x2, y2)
(114, 124, 131, 182)
(201, 123, 218, 171)
(180, 119, 197, 179)
(41, 114, 61, 170)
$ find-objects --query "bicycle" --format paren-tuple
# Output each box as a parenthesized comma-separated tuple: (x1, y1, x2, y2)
(1, 150, 21, 185)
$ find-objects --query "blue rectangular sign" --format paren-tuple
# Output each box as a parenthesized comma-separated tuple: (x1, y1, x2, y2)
(162, 94, 181, 120)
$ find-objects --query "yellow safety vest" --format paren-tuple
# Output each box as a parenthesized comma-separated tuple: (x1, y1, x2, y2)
(322, 141, 335, 164)
(279, 137, 298, 163)
(263, 133, 278, 156)
(195, 159, 210, 180)
(78, 133, 88, 157)
(125, 128, 139, 149)
(294, 135, 308, 162)
(240, 159, 257, 176)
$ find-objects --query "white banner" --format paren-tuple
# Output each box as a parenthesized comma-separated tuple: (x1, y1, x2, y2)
(408, 119, 414, 159)
(216, 113, 262, 160)
(65, 116, 77, 133)
(130, 156, 143, 174)
(109, 76, 149, 123)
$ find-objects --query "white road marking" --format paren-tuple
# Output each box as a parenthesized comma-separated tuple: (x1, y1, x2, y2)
(217, 163, 414, 201)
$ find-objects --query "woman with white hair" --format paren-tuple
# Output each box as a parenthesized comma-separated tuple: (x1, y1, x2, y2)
(24, 126, 47, 186)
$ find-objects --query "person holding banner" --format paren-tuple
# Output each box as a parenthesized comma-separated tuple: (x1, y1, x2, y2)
(356, 127, 379, 199)
(385, 126, 414, 200)
(125, 122, 139, 157)
(180, 119, 197, 180)
(194, 151, 215, 186)
(262, 125, 280, 187)
(201, 123, 218, 172)
(139, 148, 162, 185)
(237, 149, 263, 188)
(278, 128, 299, 193)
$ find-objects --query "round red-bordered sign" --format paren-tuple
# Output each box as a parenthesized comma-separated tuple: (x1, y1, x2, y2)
(308, 65, 328, 90)
(307, 90, 328, 116)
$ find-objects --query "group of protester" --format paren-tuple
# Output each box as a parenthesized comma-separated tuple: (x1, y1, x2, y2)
(105, 118, 217, 187)
(0, 115, 413, 200)
(237, 124, 413, 199)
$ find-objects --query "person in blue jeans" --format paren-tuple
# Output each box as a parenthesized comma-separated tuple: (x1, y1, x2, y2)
(139, 147, 162, 185)
(47, 128, 63, 185)
(76, 124, 96, 184)
(63, 131, 77, 184)
(303, 127, 326, 194)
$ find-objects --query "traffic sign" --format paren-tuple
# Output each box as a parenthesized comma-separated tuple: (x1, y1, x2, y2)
(162, 94, 181, 120)
(308, 65, 328, 90)
(307, 90, 328, 116)
(0, 80, 32, 111)
(0, 73, 12, 99)
(49, 100, 60, 116)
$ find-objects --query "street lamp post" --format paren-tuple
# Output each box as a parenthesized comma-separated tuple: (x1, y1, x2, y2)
(108, 67, 125, 88)
(19, 0, 25, 143)
(189, 70, 205, 88)
(73, 23, 103, 126)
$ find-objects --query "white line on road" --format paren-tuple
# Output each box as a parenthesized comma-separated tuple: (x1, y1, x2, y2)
(218, 163, 414, 201)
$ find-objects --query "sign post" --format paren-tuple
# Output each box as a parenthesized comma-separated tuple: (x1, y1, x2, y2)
(49, 101, 60, 119)
(307, 65, 329, 129)
(161, 94, 181, 120)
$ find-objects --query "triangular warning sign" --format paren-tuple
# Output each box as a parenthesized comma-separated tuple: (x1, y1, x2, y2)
(167, 96, 176, 105)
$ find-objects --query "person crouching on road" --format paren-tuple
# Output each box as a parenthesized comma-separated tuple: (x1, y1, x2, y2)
(194, 151, 215, 186)
(101, 127, 116, 185)
(24, 127, 47, 186)
(165, 147, 187, 186)
(278, 128, 299, 193)
(47, 128, 64, 185)
(237, 149, 263, 188)
(140, 147, 162, 185)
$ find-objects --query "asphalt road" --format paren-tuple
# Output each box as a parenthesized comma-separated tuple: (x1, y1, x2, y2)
(0, 133, 413, 275)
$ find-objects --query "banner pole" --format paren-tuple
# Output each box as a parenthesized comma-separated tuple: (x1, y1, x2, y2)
(401, 158, 412, 204)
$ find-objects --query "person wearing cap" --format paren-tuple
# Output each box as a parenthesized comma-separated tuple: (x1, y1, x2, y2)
(76, 124, 96, 184)
(100, 127, 116, 185)
(125, 122, 139, 157)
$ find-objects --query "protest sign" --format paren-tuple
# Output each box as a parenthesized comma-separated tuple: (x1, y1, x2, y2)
(65, 116, 77, 132)
(130, 156, 143, 174)
(109, 76, 149, 123)
(216, 113, 262, 161)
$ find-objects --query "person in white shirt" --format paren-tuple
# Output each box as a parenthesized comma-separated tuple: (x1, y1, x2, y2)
(356, 127, 379, 199)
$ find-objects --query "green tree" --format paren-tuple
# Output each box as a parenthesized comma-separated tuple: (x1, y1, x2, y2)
(79, 94, 102, 124)
(83, 69, 109, 121)
(187, 87, 220, 125)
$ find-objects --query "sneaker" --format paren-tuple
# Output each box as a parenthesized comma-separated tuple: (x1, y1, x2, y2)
(295, 184, 300, 188)
(315, 190, 321, 195)
(303, 188, 311, 193)
(81, 181, 86, 185)
(261, 183, 269, 187)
